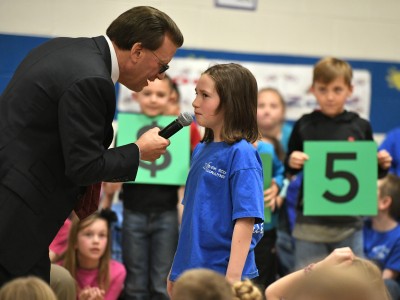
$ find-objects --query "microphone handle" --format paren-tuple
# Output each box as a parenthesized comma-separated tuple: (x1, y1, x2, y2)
(158, 120, 183, 139)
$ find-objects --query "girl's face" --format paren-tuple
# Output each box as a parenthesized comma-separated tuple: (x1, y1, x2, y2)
(193, 74, 224, 141)
(76, 219, 108, 267)
(137, 78, 171, 117)
(257, 90, 285, 130)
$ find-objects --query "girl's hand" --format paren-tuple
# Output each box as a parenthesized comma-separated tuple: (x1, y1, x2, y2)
(377, 150, 392, 170)
(79, 287, 105, 300)
(289, 151, 309, 169)
(263, 180, 279, 212)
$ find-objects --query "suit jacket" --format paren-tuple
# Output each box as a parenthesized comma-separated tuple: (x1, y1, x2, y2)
(0, 36, 139, 275)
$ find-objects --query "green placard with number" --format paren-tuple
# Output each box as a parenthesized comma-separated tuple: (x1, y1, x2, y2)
(260, 153, 272, 223)
(303, 141, 377, 216)
(116, 113, 190, 185)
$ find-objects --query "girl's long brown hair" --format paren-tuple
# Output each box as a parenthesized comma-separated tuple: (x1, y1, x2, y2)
(63, 212, 112, 292)
(201, 63, 260, 144)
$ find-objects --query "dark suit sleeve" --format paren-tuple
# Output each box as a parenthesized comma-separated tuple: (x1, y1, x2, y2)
(58, 77, 139, 185)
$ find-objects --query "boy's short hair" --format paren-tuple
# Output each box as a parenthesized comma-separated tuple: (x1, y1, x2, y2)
(313, 57, 353, 87)
(379, 174, 400, 220)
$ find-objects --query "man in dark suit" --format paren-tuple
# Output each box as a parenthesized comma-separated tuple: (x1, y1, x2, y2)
(0, 6, 183, 286)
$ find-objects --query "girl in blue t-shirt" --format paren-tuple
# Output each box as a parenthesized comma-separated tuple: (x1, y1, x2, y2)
(167, 63, 265, 296)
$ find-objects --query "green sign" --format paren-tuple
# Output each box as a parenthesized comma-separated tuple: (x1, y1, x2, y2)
(303, 141, 377, 216)
(260, 153, 272, 223)
(116, 113, 190, 185)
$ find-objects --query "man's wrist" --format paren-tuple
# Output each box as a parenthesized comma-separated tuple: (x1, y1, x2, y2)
(135, 143, 141, 160)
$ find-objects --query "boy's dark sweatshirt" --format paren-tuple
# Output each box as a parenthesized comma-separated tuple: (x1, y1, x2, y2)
(285, 110, 388, 229)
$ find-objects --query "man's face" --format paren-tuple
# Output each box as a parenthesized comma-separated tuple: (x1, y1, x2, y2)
(121, 34, 177, 92)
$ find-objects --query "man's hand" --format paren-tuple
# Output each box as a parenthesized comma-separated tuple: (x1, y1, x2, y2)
(135, 127, 170, 161)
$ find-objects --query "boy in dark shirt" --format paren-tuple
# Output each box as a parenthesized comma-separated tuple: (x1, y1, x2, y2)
(121, 76, 181, 300)
(285, 57, 392, 269)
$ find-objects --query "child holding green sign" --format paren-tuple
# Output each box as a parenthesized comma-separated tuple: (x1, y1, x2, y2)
(119, 75, 182, 300)
(252, 140, 284, 292)
(167, 63, 264, 295)
(285, 57, 392, 270)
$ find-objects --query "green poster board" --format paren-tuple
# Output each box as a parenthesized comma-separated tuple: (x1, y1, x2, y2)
(116, 113, 190, 185)
(260, 153, 272, 223)
(303, 141, 377, 216)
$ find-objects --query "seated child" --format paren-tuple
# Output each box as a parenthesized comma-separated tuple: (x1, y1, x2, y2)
(364, 174, 400, 300)
(62, 210, 126, 300)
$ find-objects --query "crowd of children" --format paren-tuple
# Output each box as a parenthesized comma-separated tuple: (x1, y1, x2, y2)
(1, 57, 399, 300)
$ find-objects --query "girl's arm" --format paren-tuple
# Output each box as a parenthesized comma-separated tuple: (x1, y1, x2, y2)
(226, 217, 254, 284)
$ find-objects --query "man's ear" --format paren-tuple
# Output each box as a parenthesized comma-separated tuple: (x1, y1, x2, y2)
(131, 42, 143, 60)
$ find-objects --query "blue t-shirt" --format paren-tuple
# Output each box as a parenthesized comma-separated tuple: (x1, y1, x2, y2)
(257, 141, 284, 230)
(379, 127, 400, 176)
(169, 140, 264, 281)
(281, 122, 293, 154)
(363, 219, 400, 276)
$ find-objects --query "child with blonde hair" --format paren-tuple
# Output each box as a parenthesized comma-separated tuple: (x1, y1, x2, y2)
(172, 269, 262, 300)
(172, 268, 233, 300)
(232, 280, 262, 300)
(266, 247, 390, 300)
(0, 276, 57, 300)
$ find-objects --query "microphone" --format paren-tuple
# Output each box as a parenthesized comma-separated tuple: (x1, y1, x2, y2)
(159, 112, 193, 139)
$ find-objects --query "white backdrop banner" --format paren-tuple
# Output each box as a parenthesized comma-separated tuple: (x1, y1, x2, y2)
(118, 57, 371, 122)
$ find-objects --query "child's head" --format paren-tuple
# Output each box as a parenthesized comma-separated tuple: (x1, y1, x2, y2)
(257, 87, 286, 132)
(378, 174, 400, 220)
(311, 57, 353, 118)
(64, 211, 115, 290)
(0, 276, 57, 300)
(172, 268, 233, 300)
(291, 257, 390, 300)
(193, 63, 259, 144)
(232, 279, 262, 300)
(136, 74, 173, 117)
(164, 79, 181, 116)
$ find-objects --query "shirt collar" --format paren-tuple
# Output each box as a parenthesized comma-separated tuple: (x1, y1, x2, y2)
(104, 35, 119, 84)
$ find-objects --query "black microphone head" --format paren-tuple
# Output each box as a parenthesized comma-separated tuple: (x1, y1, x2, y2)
(177, 112, 193, 127)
